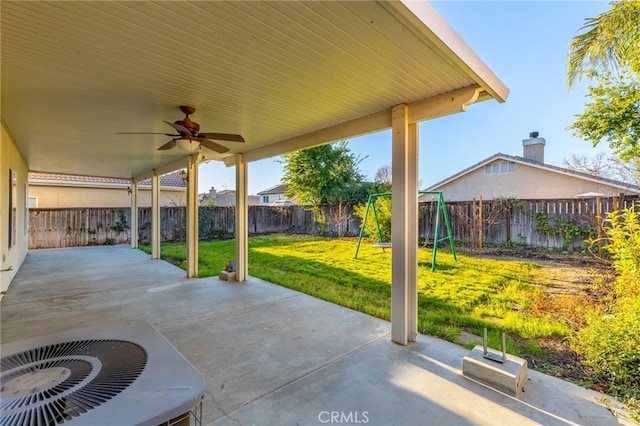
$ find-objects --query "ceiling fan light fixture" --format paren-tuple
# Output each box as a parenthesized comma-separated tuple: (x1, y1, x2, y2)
(176, 138, 199, 153)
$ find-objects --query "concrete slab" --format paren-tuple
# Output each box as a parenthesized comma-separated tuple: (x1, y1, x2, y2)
(1, 245, 634, 426)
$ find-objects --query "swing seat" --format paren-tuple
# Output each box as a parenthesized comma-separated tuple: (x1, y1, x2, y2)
(372, 242, 392, 249)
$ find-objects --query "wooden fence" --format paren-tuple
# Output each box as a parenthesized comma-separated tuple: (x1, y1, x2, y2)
(28, 205, 361, 249)
(419, 196, 639, 250)
(28, 197, 638, 250)
(29, 208, 131, 249)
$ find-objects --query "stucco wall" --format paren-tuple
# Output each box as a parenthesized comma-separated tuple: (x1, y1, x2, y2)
(432, 159, 635, 202)
(28, 185, 185, 208)
(1, 123, 29, 296)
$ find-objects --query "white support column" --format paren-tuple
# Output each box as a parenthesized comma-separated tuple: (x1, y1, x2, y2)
(130, 181, 138, 249)
(391, 104, 419, 345)
(186, 155, 199, 278)
(151, 171, 161, 260)
(235, 154, 249, 282)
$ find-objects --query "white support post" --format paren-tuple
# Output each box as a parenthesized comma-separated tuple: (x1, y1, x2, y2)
(186, 155, 199, 277)
(130, 181, 138, 249)
(151, 171, 161, 260)
(391, 104, 419, 345)
(235, 154, 249, 282)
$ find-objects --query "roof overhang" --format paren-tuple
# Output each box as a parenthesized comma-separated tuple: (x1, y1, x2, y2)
(2, 1, 508, 179)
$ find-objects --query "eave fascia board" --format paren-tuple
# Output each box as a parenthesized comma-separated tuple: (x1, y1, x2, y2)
(229, 86, 483, 166)
(224, 109, 390, 166)
(383, 0, 509, 104)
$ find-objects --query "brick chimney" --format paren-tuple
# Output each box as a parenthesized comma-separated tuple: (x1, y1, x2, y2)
(522, 131, 545, 163)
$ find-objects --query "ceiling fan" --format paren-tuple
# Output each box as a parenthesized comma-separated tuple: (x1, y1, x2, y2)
(118, 105, 244, 153)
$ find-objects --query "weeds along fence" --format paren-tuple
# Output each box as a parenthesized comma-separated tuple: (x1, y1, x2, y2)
(420, 196, 639, 250)
(29, 197, 638, 250)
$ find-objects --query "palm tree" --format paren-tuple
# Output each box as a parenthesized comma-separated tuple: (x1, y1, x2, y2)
(567, 0, 640, 88)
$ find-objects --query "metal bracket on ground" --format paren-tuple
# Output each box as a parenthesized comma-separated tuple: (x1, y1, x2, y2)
(483, 328, 507, 363)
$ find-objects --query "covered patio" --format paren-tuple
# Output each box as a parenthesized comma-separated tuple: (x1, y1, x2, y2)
(3, 2, 633, 424)
(1, 0, 508, 345)
(0, 245, 628, 425)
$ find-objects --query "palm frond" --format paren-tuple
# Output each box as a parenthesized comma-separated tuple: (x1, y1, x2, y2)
(567, 1, 640, 88)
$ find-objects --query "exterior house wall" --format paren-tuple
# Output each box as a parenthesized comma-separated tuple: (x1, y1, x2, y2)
(432, 160, 635, 202)
(28, 185, 185, 208)
(259, 192, 287, 205)
(257, 185, 290, 205)
(1, 123, 29, 297)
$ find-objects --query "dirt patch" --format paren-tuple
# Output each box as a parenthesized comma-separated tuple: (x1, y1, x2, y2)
(458, 247, 616, 390)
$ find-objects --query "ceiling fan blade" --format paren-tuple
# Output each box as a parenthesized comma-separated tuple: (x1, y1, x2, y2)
(163, 120, 192, 136)
(198, 132, 245, 143)
(116, 132, 176, 135)
(158, 139, 177, 151)
(197, 138, 230, 153)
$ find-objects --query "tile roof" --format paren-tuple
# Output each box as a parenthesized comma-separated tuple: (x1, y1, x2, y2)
(257, 184, 288, 195)
(29, 171, 187, 188)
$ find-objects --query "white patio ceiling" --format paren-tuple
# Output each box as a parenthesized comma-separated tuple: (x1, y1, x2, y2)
(1, 1, 508, 180)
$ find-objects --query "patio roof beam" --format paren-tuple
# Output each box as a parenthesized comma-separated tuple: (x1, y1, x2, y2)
(227, 86, 482, 166)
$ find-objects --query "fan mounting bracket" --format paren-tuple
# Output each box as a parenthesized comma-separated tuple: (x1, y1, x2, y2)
(179, 105, 196, 115)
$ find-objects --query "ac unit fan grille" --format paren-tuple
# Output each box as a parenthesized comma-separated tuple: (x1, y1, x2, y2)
(1, 339, 147, 426)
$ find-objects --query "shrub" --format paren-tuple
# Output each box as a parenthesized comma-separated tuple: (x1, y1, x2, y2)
(573, 206, 640, 410)
(574, 298, 640, 388)
(353, 196, 392, 243)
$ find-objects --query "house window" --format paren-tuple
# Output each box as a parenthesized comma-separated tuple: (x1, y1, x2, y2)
(262, 195, 269, 203)
(485, 161, 516, 174)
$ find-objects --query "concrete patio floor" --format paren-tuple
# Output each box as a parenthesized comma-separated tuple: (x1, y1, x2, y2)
(0, 245, 634, 426)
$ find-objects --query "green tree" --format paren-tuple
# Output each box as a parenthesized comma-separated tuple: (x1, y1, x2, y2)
(567, 1, 640, 165)
(568, 71, 640, 162)
(281, 141, 364, 205)
(281, 141, 364, 232)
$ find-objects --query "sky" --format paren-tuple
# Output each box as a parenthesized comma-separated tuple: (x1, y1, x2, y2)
(197, 1, 611, 196)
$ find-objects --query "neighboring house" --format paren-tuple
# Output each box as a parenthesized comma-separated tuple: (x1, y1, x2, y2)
(28, 171, 187, 208)
(257, 184, 296, 206)
(423, 133, 640, 202)
(198, 187, 259, 206)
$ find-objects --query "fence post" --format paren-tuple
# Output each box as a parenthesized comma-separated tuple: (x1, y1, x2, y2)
(479, 195, 483, 249)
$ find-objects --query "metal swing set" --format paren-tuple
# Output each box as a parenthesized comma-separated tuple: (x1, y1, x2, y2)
(353, 191, 456, 271)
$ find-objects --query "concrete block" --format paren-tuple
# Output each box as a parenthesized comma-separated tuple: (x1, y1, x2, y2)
(462, 345, 527, 396)
(219, 271, 237, 282)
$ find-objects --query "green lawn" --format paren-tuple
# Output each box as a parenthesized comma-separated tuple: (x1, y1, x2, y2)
(140, 235, 568, 354)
